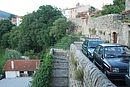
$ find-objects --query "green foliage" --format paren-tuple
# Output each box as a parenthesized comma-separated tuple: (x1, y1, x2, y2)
(8, 26, 21, 49)
(66, 21, 75, 34)
(32, 53, 53, 87)
(18, 5, 63, 53)
(24, 50, 37, 59)
(101, 0, 125, 15)
(8, 14, 16, 21)
(53, 35, 72, 50)
(70, 53, 77, 69)
(75, 68, 84, 82)
(0, 49, 5, 74)
(2, 49, 22, 66)
(1, 33, 10, 48)
(122, 18, 130, 23)
(50, 18, 67, 40)
(0, 20, 15, 47)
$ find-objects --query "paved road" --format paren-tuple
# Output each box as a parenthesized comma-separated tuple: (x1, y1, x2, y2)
(0, 77, 32, 87)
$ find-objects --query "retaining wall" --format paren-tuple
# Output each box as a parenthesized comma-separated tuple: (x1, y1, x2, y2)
(69, 44, 116, 87)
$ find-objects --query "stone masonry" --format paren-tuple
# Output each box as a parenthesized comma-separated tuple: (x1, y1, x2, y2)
(68, 0, 130, 46)
(126, 0, 130, 10)
(50, 49, 69, 87)
(69, 43, 116, 87)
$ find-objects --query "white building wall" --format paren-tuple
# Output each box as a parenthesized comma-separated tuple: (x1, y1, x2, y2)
(5, 71, 20, 78)
(17, 18, 22, 26)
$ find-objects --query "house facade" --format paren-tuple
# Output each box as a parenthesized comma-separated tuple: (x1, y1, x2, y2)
(3, 60, 40, 78)
(63, 3, 91, 18)
(11, 16, 23, 26)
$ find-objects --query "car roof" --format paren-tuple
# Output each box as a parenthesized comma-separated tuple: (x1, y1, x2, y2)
(85, 38, 104, 41)
(99, 43, 126, 47)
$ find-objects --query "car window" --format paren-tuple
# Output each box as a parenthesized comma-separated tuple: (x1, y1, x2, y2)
(88, 41, 104, 47)
(83, 40, 88, 45)
(98, 46, 103, 54)
(95, 45, 101, 53)
(104, 46, 130, 57)
(121, 46, 130, 54)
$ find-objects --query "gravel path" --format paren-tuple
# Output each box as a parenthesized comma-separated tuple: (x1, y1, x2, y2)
(0, 77, 32, 87)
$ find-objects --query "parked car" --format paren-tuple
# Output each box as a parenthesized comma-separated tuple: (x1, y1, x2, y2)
(93, 43, 130, 81)
(125, 74, 130, 87)
(125, 62, 130, 87)
(82, 38, 105, 62)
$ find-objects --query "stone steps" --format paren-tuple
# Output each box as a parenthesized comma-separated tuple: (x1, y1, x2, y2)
(50, 51, 69, 87)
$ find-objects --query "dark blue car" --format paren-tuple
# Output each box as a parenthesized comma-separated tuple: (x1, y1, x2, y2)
(93, 43, 130, 81)
(82, 38, 105, 62)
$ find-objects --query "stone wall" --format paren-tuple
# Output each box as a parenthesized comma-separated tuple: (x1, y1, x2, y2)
(126, 0, 130, 10)
(69, 44, 116, 87)
(68, 14, 130, 46)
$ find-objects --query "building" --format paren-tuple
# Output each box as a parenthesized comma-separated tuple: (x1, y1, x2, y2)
(11, 16, 23, 26)
(63, 3, 91, 18)
(3, 60, 40, 78)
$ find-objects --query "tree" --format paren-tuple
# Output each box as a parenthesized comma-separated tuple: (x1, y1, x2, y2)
(50, 18, 67, 40)
(2, 49, 22, 67)
(9, 14, 16, 21)
(101, 0, 125, 15)
(8, 26, 21, 49)
(66, 21, 75, 34)
(18, 5, 63, 53)
(0, 20, 15, 47)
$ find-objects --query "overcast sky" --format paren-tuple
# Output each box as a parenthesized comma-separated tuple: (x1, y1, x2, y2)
(0, 0, 113, 16)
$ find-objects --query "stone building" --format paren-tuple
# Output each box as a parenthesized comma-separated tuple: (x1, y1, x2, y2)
(68, 0, 130, 46)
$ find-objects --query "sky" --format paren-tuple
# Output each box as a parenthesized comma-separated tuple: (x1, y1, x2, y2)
(0, 0, 113, 16)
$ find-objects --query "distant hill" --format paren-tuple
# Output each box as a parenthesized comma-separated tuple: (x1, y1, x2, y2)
(0, 10, 17, 19)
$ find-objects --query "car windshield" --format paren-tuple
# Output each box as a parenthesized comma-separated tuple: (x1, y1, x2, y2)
(104, 46, 130, 57)
(88, 41, 104, 47)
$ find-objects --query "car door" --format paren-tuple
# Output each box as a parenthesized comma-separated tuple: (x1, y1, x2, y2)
(82, 40, 87, 50)
(96, 46, 104, 66)
(93, 45, 101, 62)
(93, 45, 103, 68)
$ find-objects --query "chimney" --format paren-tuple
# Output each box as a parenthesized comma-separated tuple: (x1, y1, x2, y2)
(11, 60, 14, 69)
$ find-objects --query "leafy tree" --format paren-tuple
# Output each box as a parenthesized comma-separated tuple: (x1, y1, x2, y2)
(50, 18, 67, 40)
(101, 0, 125, 15)
(0, 20, 14, 40)
(1, 33, 10, 48)
(9, 14, 16, 21)
(18, 5, 63, 54)
(8, 26, 21, 49)
(2, 49, 22, 67)
(0, 20, 15, 48)
(66, 21, 75, 34)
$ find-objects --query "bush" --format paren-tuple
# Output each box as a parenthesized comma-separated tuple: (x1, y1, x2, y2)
(32, 53, 53, 87)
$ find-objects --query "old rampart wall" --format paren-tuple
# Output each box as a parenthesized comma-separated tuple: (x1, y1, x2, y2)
(68, 14, 130, 46)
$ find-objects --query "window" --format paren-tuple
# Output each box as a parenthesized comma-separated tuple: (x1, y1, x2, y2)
(98, 46, 103, 54)
(95, 45, 101, 53)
